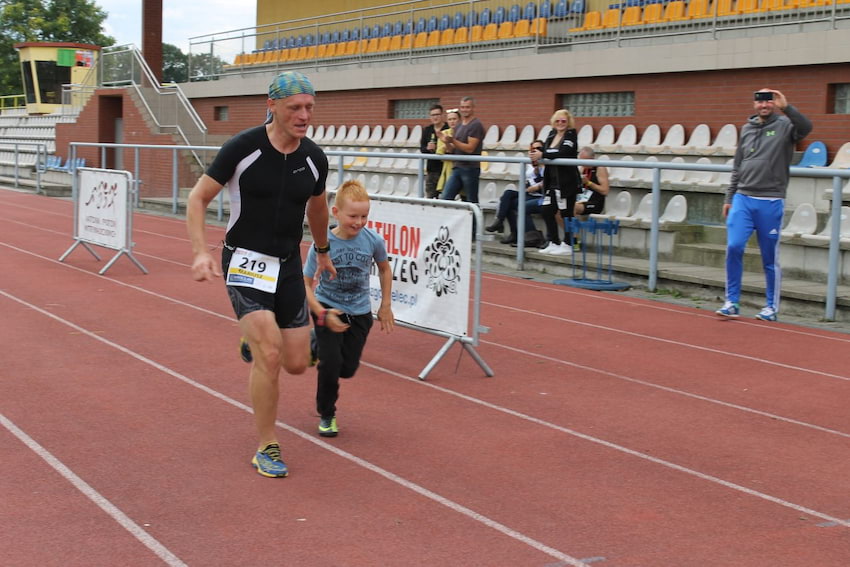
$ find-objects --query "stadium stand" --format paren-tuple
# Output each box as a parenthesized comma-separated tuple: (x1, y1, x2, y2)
(797, 141, 828, 167)
(780, 202, 819, 241)
(800, 207, 850, 247)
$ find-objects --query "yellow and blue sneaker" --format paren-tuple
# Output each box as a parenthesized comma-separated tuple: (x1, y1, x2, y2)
(251, 443, 288, 477)
(318, 416, 338, 437)
(239, 337, 252, 363)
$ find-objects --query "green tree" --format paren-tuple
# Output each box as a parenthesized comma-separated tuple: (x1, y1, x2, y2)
(0, 0, 114, 95)
(162, 43, 188, 83)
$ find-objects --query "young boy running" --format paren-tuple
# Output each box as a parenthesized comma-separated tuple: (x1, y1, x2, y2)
(303, 180, 395, 437)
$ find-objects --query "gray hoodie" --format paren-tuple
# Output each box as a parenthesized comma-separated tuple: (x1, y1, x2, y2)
(725, 104, 812, 204)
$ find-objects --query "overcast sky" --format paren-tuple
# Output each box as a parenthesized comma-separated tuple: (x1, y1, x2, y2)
(95, 0, 257, 57)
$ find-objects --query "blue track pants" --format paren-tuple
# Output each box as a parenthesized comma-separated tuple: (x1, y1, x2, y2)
(724, 193, 783, 310)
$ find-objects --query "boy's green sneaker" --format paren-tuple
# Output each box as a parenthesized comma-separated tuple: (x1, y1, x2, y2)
(251, 443, 288, 477)
(318, 416, 338, 437)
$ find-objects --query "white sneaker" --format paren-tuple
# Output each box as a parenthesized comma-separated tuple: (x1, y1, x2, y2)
(548, 242, 573, 256)
(538, 242, 557, 254)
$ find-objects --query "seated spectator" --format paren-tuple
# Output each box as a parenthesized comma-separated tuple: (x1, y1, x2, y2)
(575, 146, 609, 217)
(486, 140, 547, 245)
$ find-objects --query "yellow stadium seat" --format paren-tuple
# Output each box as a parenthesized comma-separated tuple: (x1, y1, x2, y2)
(513, 19, 532, 37)
(482, 23, 498, 41)
(304, 46, 317, 59)
(642, 3, 665, 22)
(799, 0, 833, 5)
(531, 17, 547, 36)
(233, 53, 246, 66)
(716, 0, 739, 16)
(765, 0, 797, 8)
(687, 0, 713, 18)
(497, 21, 515, 39)
(601, 8, 622, 27)
(453, 26, 469, 44)
(439, 28, 455, 45)
(471, 25, 484, 42)
(426, 30, 441, 47)
(622, 6, 643, 25)
(413, 31, 428, 48)
(737, 0, 767, 12)
(318, 44, 332, 58)
(570, 10, 602, 32)
(664, 1, 689, 20)
(378, 36, 391, 52)
(401, 34, 413, 49)
(342, 40, 358, 56)
(388, 35, 402, 51)
(365, 38, 379, 53)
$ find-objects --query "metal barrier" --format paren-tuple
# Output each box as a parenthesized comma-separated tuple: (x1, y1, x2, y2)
(62, 141, 850, 321)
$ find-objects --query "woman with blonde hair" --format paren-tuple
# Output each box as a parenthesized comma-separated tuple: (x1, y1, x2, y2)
(435, 108, 461, 194)
(531, 109, 580, 256)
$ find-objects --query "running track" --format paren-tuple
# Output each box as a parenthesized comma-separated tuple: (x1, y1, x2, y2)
(1, 187, 849, 567)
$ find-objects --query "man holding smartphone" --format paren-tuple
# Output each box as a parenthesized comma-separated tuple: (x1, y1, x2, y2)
(716, 88, 812, 322)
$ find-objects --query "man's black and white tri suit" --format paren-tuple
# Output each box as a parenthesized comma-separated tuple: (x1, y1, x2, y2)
(206, 125, 329, 259)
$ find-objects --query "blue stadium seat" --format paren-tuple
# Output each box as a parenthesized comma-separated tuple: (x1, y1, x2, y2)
(295, 35, 304, 47)
(305, 34, 315, 46)
(797, 141, 828, 167)
(494, 6, 506, 24)
(570, 0, 586, 14)
(480, 7, 492, 26)
(427, 15, 438, 32)
(466, 9, 478, 27)
(404, 20, 413, 35)
(554, 0, 569, 17)
(350, 28, 360, 40)
(372, 24, 381, 38)
(320, 33, 330, 45)
(509, 4, 521, 22)
(453, 11, 465, 28)
(263, 39, 273, 50)
(525, 1, 538, 19)
(415, 17, 426, 33)
(540, 0, 552, 18)
(382, 23, 392, 37)
(439, 14, 450, 31)
(624, 0, 644, 6)
(340, 30, 349, 42)
(361, 26, 371, 39)
(392, 21, 403, 35)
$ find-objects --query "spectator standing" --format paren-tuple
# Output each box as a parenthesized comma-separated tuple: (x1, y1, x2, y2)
(436, 109, 460, 194)
(420, 104, 449, 198)
(535, 109, 581, 256)
(303, 180, 395, 438)
(716, 88, 812, 322)
(439, 96, 485, 203)
(186, 71, 335, 478)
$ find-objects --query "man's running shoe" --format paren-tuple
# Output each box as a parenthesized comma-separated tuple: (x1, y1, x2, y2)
(755, 306, 777, 322)
(251, 443, 288, 477)
(239, 337, 253, 363)
(318, 416, 338, 437)
(309, 328, 319, 367)
(715, 301, 740, 318)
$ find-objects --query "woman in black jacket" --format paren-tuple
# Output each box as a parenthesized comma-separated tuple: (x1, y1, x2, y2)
(533, 109, 580, 256)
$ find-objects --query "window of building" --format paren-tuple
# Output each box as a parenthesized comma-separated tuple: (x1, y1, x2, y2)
(214, 106, 229, 121)
(561, 92, 635, 117)
(834, 84, 850, 114)
(393, 98, 440, 120)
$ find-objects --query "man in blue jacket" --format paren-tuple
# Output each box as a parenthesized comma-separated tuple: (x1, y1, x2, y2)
(716, 89, 812, 322)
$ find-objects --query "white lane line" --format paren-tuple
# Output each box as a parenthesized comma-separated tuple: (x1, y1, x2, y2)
(0, 413, 188, 567)
(360, 360, 850, 529)
(484, 301, 850, 383)
(0, 289, 590, 567)
(3, 242, 846, 441)
(482, 340, 850, 440)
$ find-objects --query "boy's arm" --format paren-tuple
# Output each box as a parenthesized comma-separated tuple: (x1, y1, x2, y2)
(375, 259, 395, 333)
(303, 274, 349, 333)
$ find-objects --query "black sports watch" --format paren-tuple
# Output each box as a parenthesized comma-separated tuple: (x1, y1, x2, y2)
(314, 243, 330, 254)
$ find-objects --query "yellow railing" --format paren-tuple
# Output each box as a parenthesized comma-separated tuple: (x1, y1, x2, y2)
(0, 94, 26, 112)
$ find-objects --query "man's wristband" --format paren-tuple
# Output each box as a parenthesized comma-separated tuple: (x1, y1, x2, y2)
(316, 309, 328, 326)
(314, 243, 330, 254)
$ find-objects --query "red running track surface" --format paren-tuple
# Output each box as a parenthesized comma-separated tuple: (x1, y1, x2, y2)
(1, 187, 849, 566)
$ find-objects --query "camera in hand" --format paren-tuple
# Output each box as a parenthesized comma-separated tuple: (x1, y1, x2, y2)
(754, 91, 774, 102)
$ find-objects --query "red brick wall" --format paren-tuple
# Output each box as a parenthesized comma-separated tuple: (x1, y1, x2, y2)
(192, 63, 850, 156)
(55, 89, 201, 197)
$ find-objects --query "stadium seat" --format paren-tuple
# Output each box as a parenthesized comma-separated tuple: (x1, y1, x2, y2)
(426, 30, 441, 47)
(368, 125, 382, 145)
(514, 19, 532, 37)
(439, 15, 451, 31)
(622, 6, 644, 25)
(393, 125, 410, 147)
(471, 25, 484, 42)
(365, 37, 380, 53)
(495, 6, 507, 24)
(601, 8, 622, 28)
(413, 31, 428, 48)
(716, 0, 740, 15)
(570, 0, 587, 14)
(780, 203, 818, 241)
(796, 141, 828, 167)
(312, 125, 326, 143)
(525, 1, 538, 20)
(396, 176, 412, 196)
(537, 124, 553, 142)
(668, 124, 711, 154)
(686, 0, 713, 18)
(453, 26, 469, 44)
(555, 0, 569, 17)
(800, 206, 850, 247)
(600, 124, 638, 153)
(540, 0, 553, 18)
(699, 123, 738, 155)
(380, 125, 396, 146)
(608, 155, 636, 184)
(380, 175, 397, 195)
(817, 141, 850, 169)
(482, 22, 499, 41)
(577, 124, 594, 147)
(630, 156, 659, 185)
(509, 4, 522, 22)
(684, 157, 717, 185)
(530, 17, 548, 36)
(644, 124, 685, 153)
(593, 124, 616, 148)
(453, 11, 465, 28)
(737, 0, 767, 12)
(591, 189, 633, 221)
(496, 125, 517, 149)
(643, 2, 666, 23)
(406, 125, 422, 147)
(516, 125, 535, 149)
(664, 1, 689, 20)
(570, 10, 602, 32)
(427, 15, 438, 33)
(480, 182, 500, 204)
(498, 21, 515, 39)
(660, 156, 687, 185)
(483, 125, 501, 148)
(367, 174, 381, 193)
(440, 28, 455, 45)
(654, 194, 688, 227)
(480, 7, 492, 26)
(618, 192, 654, 226)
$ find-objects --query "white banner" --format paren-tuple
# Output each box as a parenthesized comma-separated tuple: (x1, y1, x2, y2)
(75, 168, 130, 250)
(367, 199, 472, 337)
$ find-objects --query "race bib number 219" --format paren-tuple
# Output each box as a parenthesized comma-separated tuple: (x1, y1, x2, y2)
(227, 247, 280, 293)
